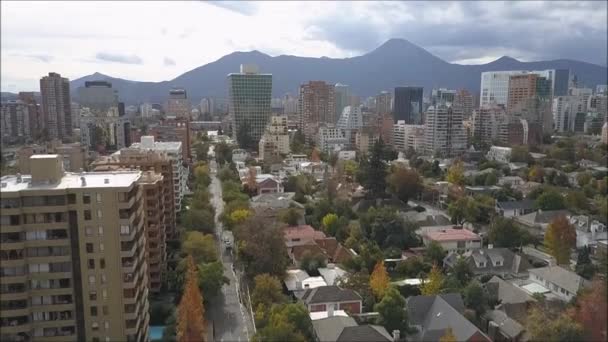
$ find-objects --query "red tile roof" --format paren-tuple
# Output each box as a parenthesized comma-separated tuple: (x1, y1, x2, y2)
(283, 225, 327, 243)
(424, 229, 481, 242)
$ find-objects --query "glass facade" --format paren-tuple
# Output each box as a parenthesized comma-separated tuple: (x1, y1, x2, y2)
(228, 72, 272, 144)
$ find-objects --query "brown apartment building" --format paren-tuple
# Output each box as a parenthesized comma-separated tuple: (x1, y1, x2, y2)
(18, 140, 88, 174)
(0, 154, 149, 342)
(299, 81, 336, 142)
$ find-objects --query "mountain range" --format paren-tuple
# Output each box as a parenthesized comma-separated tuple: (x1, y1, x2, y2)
(66, 38, 606, 105)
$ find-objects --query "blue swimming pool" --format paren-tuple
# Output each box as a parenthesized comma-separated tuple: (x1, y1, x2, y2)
(150, 326, 165, 341)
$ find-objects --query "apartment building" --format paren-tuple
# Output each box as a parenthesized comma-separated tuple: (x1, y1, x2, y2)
(165, 88, 191, 120)
(393, 122, 425, 153)
(472, 104, 509, 146)
(423, 104, 466, 158)
(317, 126, 347, 153)
(0, 154, 149, 342)
(1, 101, 31, 144)
(129, 136, 188, 212)
(90, 147, 176, 240)
(148, 118, 191, 163)
(40, 73, 72, 141)
(18, 140, 88, 174)
(299, 81, 336, 141)
(259, 116, 290, 161)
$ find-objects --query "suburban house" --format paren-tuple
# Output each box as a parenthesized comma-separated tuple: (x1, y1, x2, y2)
(514, 210, 571, 232)
(283, 225, 327, 247)
(301, 285, 363, 314)
(311, 313, 394, 342)
(498, 176, 525, 187)
(443, 248, 531, 278)
(526, 266, 591, 302)
(464, 185, 501, 196)
(422, 228, 482, 253)
(255, 175, 283, 194)
(482, 309, 525, 342)
(250, 192, 305, 225)
(495, 200, 535, 218)
(406, 293, 491, 342)
(485, 276, 536, 323)
(318, 264, 348, 286)
(289, 237, 354, 266)
(284, 269, 327, 294)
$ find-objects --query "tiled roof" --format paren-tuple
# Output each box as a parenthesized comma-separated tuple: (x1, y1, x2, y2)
(424, 228, 481, 242)
(302, 285, 362, 304)
(337, 325, 392, 342)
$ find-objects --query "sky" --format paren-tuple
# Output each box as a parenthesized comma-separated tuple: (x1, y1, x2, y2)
(2, 1, 607, 92)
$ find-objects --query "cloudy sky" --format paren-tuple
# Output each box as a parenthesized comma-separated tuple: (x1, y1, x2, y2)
(2, 1, 606, 92)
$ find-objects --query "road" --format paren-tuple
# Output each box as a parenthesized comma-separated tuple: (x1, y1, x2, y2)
(206, 160, 253, 342)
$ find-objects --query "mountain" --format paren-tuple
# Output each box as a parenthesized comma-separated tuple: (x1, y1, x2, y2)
(70, 38, 608, 105)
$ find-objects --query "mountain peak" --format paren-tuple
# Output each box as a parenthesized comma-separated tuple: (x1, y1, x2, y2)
(494, 56, 520, 63)
(372, 38, 416, 52)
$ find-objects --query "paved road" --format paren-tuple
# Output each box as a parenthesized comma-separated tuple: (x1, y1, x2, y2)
(206, 161, 253, 342)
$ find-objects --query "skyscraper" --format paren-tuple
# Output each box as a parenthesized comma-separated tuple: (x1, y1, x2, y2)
(480, 69, 569, 107)
(299, 81, 335, 141)
(375, 91, 392, 116)
(423, 103, 466, 158)
(166, 88, 191, 119)
(394, 87, 423, 124)
(77, 81, 118, 113)
(472, 104, 509, 146)
(430, 88, 456, 105)
(0, 155, 150, 342)
(334, 83, 350, 124)
(454, 89, 474, 119)
(228, 64, 272, 146)
(1, 100, 31, 144)
(40, 72, 72, 140)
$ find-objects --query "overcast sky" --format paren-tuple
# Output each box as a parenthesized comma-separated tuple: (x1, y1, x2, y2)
(2, 1, 606, 92)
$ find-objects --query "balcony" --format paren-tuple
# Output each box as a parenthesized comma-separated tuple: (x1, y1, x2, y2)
(120, 241, 137, 258)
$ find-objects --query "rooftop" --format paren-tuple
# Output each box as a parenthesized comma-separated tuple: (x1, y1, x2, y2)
(529, 266, 590, 294)
(1, 171, 141, 192)
(424, 228, 481, 242)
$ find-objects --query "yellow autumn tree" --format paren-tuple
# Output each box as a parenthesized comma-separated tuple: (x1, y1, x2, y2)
(421, 264, 444, 295)
(446, 160, 465, 186)
(177, 255, 206, 342)
(545, 215, 577, 265)
(439, 327, 457, 342)
(370, 261, 390, 300)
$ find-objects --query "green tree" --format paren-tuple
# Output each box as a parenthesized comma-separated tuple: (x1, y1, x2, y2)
(448, 197, 479, 224)
(279, 207, 302, 226)
(424, 241, 446, 265)
(359, 207, 420, 249)
(462, 281, 487, 316)
(488, 217, 533, 248)
(527, 307, 583, 342)
(236, 219, 290, 279)
(387, 167, 423, 203)
(374, 286, 409, 334)
(484, 171, 498, 186)
(299, 251, 326, 275)
(197, 261, 229, 299)
(251, 274, 286, 309)
(511, 145, 531, 163)
(321, 213, 339, 236)
(575, 246, 596, 279)
(181, 208, 215, 234)
(182, 231, 217, 264)
(544, 215, 576, 265)
(566, 191, 588, 212)
(343, 160, 359, 179)
(215, 142, 234, 165)
(360, 139, 389, 198)
(535, 189, 565, 210)
(451, 257, 473, 288)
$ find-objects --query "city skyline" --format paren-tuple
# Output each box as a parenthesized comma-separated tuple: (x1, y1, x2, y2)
(2, 1, 607, 92)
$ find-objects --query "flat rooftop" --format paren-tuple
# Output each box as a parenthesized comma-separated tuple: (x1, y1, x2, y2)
(424, 228, 481, 242)
(130, 141, 182, 152)
(1, 171, 141, 192)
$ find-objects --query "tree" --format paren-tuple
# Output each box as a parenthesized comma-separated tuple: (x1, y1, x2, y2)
(451, 257, 473, 288)
(575, 246, 596, 279)
(253, 304, 308, 342)
(565, 191, 588, 212)
(251, 274, 286, 309)
(245, 166, 258, 194)
(181, 208, 215, 234)
(197, 261, 229, 299)
(215, 142, 233, 165)
(387, 167, 423, 203)
(279, 207, 302, 226)
(424, 241, 446, 265)
(527, 307, 583, 342)
(488, 217, 532, 248)
(421, 264, 444, 295)
(321, 213, 339, 235)
(310, 148, 321, 163)
(236, 219, 290, 279)
(439, 328, 457, 342)
(359, 207, 420, 249)
(182, 231, 217, 264)
(511, 145, 531, 163)
(535, 190, 565, 210)
(375, 286, 409, 334)
(446, 160, 465, 186)
(229, 209, 251, 227)
(395, 257, 431, 278)
(370, 261, 390, 300)
(338, 270, 376, 312)
(571, 279, 607, 342)
(528, 165, 545, 182)
(176, 256, 205, 342)
(484, 171, 498, 186)
(544, 215, 576, 265)
(361, 139, 389, 198)
(299, 251, 326, 275)
(448, 197, 479, 225)
(576, 172, 593, 187)
(462, 281, 487, 316)
(343, 160, 358, 179)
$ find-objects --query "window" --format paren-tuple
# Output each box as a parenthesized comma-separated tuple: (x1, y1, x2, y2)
(83, 194, 91, 204)
(89, 291, 97, 301)
(99, 243, 104, 252)
(102, 289, 107, 300)
(104, 322, 109, 330)
(101, 274, 107, 284)
(85, 227, 93, 236)
(29, 263, 50, 273)
(96, 193, 102, 203)
(88, 259, 95, 270)
(89, 275, 96, 286)
(98, 226, 104, 236)
(84, 210, 92, 220)
(102, 305, 109, 315)
(97, 210, 102, 219)
(92, 322, 99, 331)
(90, 306, 98, 316)
(86, 243, 94, 253)
(100, 259, 106, 269)
(120, 225, 130, 235)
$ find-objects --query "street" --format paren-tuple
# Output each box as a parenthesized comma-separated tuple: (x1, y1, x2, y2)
(206, 160, 254, 342)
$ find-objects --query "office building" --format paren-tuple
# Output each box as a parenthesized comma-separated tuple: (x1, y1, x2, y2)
(259, 116, 290, 161)
(0, 154, 149, 342)
(374, 91, 393, 115)
(77, 81, 118, 113)
(129, 136, 188, 212)
(431, 88, 456, 105)
(480, 69, 569, 107)
(553, 96, 588, 132)
(394, 87, 423, 124)
(228, 64, 272, 146)
(423, 104, 466, 158)
(40, 72, 72, 140)
(166, 88, 191, 120)
(91, 148, 176, 241)
(501, 119, 542, 146)
(454, 89, 474, 119)
(472, 105, 509, 146)
(334, 84, 350, 125)
(299, 81, 335, 141)
(18, 140, 88, 174)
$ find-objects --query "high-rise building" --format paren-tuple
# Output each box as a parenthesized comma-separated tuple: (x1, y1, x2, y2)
(228, 64, 272, 146)
(334, 84, 350, 125)
(454, 89, 474, 119)
(77, 81, 118, 113)
(374, 91, 392, 116)
(336, 105, 363, 146)
(393, 121, 425, 153)
(431, 88, 456, 105)
(423, 103, 466, 158)
(166, 88, 191, 120)
(0, 154, 150, 342)
(394, 87, 423, 124)
(299, 81, 335, 141)
(355, 127, 380, 155)
(317, 126, 347, 153)
(553, 95, 588, 132)
(480, 69, 569, 107)
(602, 122, 608, 144)
(149, 118, 191, 163)
(1, 100, 31, 144)
(472, 105, 509, 146)
(259, 116, 290, 161)
(18, 140, 88, 173)
(18, 92, 43, 139)
(40, 72, 72, 140)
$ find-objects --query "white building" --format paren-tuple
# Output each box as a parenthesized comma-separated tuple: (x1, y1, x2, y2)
(259, 116, 290, 160)
(317, 126, 347, 153)
(486, 146, 512, 163)
(553, 95, 588, 132)
(337, 105, 363, 146)
(393, 121, 425, 152)
(527, 266, 590, 302)
(423, 104, 466, 158)
(130, 136, 188, 211)
(472, 104, 509, 145)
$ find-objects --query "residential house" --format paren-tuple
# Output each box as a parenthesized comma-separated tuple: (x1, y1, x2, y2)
(526, 266, 591, 302)
(495, 200, 535, 218)
(284, 269, 327, 293)
(311, 314, 393, 342)
(250, 192, 305, 225)
(464, 185, 501, 196)
(422, 228, 482, 253)
(290, 237, 354, 266)
(406, 293, 491, 342)
(444, 248, 531, 278)
(302, 286, 363, 314)
(318, 264, 348, 286)
(514, 210, 571, 232)
(482, 310, 525, 342)
(498, 176, 524, 188)
(283, 225, 327, 247)
(255, 175, 283, 194)
(485, 276, 536, 323)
